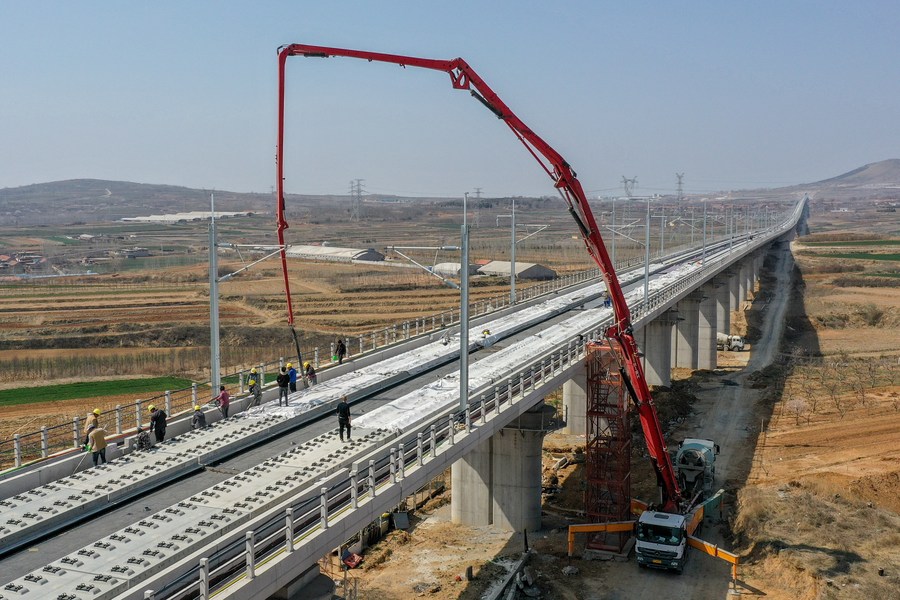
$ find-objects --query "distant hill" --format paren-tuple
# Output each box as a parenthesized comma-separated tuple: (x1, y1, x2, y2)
(809, 159, 900, 188)
(0, 179, 515, 226)
(0, 179, 272, 225)
(4, 162, 898, 226)
(0, 179, 362, 226)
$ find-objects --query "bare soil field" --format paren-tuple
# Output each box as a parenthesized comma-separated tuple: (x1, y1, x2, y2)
(338, 214, 900, 599)
(1, 393, 146, 443)
(3, 194, 898, 596)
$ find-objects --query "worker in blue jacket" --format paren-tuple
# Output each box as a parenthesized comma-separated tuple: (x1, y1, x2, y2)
(287, 362, 298, 393)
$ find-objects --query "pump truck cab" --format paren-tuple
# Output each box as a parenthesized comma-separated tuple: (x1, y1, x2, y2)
(635, 438, 719, 573)
(635, 510, 697, 573)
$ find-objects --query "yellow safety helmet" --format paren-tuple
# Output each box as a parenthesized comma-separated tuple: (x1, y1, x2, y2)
(148, 404, 155, 411)
(303, 362, 310, 369)
(286, 362, 292, 368)
(92, 408, 101, 415)
(194, 405, 201, 411)
(248, 379, 256, 386)
(251, 367, 257, 373)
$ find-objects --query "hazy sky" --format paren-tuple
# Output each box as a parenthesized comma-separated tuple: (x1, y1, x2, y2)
(2, 1, 898, 198)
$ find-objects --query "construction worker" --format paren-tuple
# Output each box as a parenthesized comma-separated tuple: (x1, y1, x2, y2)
(304, 361, 317, 386)
(148, 404, 167, 444)
(276, 367, 290, 407)
(249, 377, 262, 406)
(83, 408, 101, 446)
(191, 405, 207, 430)
(134, 426, 152, 451)
(287, 362, 298, 393)
(87, 425, 108, 466)
(336, 395, 351, 442)
(213, 385, 231, 419)
(336, 338, 347, 365)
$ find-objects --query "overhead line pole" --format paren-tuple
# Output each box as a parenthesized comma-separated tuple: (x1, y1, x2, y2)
(460, 192, 469, 411)
(644, 197, 651, 302)
(702, 201, 708, 264)
(510, 198, 516, 305)
(611, 196, 616, 268)
(209, 193, 221, 392)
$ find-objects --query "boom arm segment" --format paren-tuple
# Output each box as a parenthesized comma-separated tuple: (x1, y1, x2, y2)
(275, 44, 682, 510)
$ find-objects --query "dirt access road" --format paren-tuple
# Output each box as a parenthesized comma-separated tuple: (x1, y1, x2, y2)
(351, 244, 795, 600)
(564, 243, 794, 599)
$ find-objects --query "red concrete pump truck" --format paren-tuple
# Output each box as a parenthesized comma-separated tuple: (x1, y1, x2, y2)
(275, 45, 733, 575)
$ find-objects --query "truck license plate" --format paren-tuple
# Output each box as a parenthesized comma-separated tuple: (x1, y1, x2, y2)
(652, 559, 662, 564)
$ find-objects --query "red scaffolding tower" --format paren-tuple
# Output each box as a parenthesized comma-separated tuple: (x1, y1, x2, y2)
(584, 341, 632, 552)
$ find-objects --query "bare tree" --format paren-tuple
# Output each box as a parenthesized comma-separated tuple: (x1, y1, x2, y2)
(825, 376, 847, 419)
(799, 369, 820, 414)
(787, 397, 809, 426)
(850, 360, 870, 408)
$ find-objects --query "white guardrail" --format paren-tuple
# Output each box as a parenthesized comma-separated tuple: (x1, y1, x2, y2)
(0, 202, 804, 600)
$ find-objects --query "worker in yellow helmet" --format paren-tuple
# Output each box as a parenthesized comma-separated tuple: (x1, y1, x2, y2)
(87, 425, 108, 467)
(249, 376, 262, 406)
(304, 361, 317, 386)
(191, 404, 207, 430)
(83, 408, 101, 446)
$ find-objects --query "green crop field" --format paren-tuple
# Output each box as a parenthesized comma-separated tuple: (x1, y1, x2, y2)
(806, 240, 900, 247)
(0, 377, 194, 406)
(47, 236, 83, 246)
(823, 252, 900, 261)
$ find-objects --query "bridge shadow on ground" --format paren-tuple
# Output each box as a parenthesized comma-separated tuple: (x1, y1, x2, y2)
(704, 237, 822, 495)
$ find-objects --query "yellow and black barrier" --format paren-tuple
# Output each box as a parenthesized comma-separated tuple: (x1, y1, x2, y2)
(566, 521, 635, 558)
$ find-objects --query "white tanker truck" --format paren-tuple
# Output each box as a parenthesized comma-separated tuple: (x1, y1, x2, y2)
(717, 332, 745, 351)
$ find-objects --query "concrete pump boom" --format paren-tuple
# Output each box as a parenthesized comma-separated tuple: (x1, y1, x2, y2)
(275, 44, 683, 510)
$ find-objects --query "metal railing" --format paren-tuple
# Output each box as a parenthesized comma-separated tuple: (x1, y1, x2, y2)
(0, 202, 801, 474)
(0, 265, 607, 473)
(144, 209, 804, 599)
(148, 324, 587, 600)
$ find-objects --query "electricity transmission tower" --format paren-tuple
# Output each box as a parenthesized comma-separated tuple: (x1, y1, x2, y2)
(621, 176, 637, 198)
(471, 188, 483, 228)
(676, 173, 684, 202)
(349, 179, 365, 221)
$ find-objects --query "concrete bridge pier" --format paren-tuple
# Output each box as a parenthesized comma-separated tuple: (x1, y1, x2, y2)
(562, 361, 587, 435)
(451, 402, 555, 532)
(273, 565, 334, 600)
(738, 261, 749, 304)
(640, 309, 678, 386)
(715, 275, 731, 335)
(697, 283, 717, 370)
(673, 292, 703, 369)
(743, 259, 756, 302)
(751, 254, 762, 289)
(730, 268, 741, 312)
